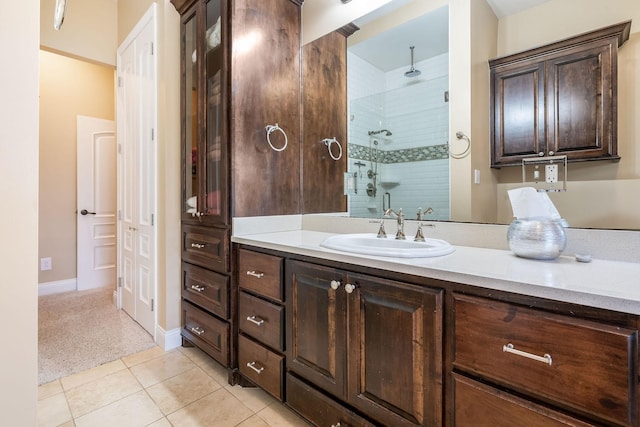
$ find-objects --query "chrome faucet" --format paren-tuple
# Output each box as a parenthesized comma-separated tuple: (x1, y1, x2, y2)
(384, 208, 405, 240)
(415, 207, 435, 242)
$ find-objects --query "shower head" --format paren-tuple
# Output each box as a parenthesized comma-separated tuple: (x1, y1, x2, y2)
(404, 46, 421, 78)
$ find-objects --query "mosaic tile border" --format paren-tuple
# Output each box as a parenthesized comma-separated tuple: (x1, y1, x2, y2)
(348, 143, 449, 163)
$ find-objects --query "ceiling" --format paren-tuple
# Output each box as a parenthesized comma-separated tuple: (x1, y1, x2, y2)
(349, 0, 551, 72)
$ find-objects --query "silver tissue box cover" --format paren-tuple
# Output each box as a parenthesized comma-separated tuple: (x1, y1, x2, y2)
(507, 218, 567, 260)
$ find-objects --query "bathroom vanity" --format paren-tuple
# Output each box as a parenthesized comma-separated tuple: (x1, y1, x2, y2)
(232, 222, 640, 427)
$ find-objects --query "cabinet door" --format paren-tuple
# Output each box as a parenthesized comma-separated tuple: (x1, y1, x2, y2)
(286, 260, 348, 399)
(346, 273, 444, 427)
(491, 60, 546, 167)
(546, 39, 618, 161)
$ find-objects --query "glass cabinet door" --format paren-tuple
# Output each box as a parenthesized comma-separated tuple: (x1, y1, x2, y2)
(182, 8, 199, 221)
(203, 0, 227, 224)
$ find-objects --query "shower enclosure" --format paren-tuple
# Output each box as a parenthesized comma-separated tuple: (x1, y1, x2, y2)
(347, 73, 450, 220)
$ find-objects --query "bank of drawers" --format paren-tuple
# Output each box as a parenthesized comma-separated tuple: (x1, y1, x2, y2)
(453, 293, 637, 426)
(237, 249, 285, 400)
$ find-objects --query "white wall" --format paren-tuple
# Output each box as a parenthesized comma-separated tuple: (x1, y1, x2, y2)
(0, 1, 39, 425)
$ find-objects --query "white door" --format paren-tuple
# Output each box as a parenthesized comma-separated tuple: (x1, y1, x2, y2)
(77, 116, 117, 291)
(117, 5, 157, 336)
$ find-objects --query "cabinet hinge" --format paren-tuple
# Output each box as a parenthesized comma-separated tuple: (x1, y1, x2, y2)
(151, 299, 154, 312)
(151, 128, 155, 141)
(118, 143, 122, 154)
(118, 76, 123, 87)
(118, 210, 122, 220)
(151, 213, 154, 226)
(150, 43, 154, 55)
(118, 277, 122, 288)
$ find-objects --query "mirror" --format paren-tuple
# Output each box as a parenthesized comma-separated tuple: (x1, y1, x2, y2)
(303, 0, 640, 230)
(346, 5, 450, 222)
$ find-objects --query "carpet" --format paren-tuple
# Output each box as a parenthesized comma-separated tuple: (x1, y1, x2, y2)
(38, 287, 156, 385)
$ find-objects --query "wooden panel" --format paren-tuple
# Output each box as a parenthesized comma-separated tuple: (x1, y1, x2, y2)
(286, 373, 376, 427)
(238, 291, 284, 351)
(453, 374, 596, 427)
(453, 293, 637, 426)
(230, 0, 301, 217)
(237, 248, 283, 301)
(302, 30, 348, 214)
(182, 262, 229, 319)
(181, 224, 229, 273)
(347, 273, 443, 427)
(286, 260, 348, 399)
(238, 335, 284, 400)
(182, 300, 229, 366)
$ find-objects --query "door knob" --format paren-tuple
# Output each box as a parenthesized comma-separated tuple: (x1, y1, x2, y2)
(80, 209, 96, 215)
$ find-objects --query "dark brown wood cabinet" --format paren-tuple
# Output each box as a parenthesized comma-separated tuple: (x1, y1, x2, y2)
(172, 0, 302, 380)
(453, 293, 638, 426)
(490, 21, 631, 167)
(286, 259, 444, 427)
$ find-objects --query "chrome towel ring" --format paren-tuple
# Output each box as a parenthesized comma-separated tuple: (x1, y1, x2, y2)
(321, 137, 343, 160)
(265, 123, 288, 152)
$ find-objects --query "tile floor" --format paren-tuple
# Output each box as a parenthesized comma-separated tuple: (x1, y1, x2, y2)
(38, 345, 310, 427)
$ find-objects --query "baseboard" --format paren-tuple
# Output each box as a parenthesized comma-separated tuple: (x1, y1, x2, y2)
(156, 326, 182, 351)
(38, 279, 77, 296)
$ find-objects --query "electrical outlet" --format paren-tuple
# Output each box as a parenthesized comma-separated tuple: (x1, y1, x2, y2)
(40, 257, 52, 271)
(545, 164, 558, 184)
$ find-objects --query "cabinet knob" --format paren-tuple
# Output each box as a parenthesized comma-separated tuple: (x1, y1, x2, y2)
(344, 283, 356, 294)
(331, 423, 341, 427)
(330, 280, 341, 290)
(538, 151, 545, 156)
(548, 150, 555, 156)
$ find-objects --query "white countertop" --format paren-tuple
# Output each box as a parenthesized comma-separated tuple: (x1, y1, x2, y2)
(232, 229, 640, 315)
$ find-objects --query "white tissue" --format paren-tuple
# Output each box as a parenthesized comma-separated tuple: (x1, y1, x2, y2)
(508, 187, 561, 219)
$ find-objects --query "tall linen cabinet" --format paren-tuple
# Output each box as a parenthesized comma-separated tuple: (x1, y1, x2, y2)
(171, 0, 302, 382)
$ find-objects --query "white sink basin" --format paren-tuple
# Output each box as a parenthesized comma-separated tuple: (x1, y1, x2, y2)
(320, 233, 455, 258)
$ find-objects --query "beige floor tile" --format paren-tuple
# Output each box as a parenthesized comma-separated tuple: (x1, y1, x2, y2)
(130, 350, 196, 388)
(38, 380, 63, 401)
(180, 347, 230, 385)
(65, 369, 143, 418)
(56, 422, 76, 427)
(122, 346, 166, 367)
(166, 388, 254, 427)
(146, 417, 173, 427)
(146, 366, 221, 415)
(256, 402, 309, 427)
(225, 383, 276, 413)
(73, 390, 164, 427)
(236, 414, 270, 427)
(60, 359, 127, 391)
(37, 392, 72, 427)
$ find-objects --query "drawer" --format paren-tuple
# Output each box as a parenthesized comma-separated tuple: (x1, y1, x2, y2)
(287, 374, 376, 427)
(453, 294, 637, 426)
(453, 374, 595, 426)
(182, 262, 229, 319)
(182, 301, 229, 366)
(238, 335, 284, 401)
(182, 224, 229, 273)
(237, 249, 283, 301)
(239, 291, 284, 351)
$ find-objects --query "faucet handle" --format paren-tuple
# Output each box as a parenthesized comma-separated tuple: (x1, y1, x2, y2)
(417, 207, 434, 220)
(376, 219, 387, 238)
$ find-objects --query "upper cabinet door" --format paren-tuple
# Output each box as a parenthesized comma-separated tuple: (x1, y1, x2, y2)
(180, 0, 229, 225)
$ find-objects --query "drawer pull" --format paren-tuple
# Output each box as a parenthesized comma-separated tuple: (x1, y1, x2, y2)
(246, 315, 265, 326)
(246, 361, 264, 374)
(503, 343, 552, 365)
(246, 270, 264, 279)
(190, 284, 205, 292)
(331, 423, 341, 427)
(344, 283, 356, 294)
(330, 280, 341, 290)
(190, 326, 205, 336)
(190, 243, 206, 249)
